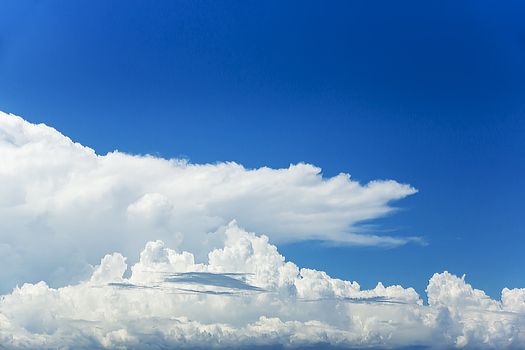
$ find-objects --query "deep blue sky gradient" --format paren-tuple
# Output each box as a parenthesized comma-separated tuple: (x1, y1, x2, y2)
(1, 0, 524, 297)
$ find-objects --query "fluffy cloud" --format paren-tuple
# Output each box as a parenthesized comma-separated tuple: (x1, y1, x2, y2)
(0, 222, 524, 349)
(0, 111, 418, 290)
(2, 111, 523, 349)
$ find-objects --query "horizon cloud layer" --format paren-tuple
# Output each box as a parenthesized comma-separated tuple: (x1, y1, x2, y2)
(1, 222, 524, 349)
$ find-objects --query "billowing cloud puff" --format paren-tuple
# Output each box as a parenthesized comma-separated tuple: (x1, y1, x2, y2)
(0, 111, 418, 290)
(0, 222, 524, 349)
(2, 111, 523, 349)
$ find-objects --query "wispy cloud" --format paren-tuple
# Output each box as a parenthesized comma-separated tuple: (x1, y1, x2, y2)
(0, 111, 418, 290)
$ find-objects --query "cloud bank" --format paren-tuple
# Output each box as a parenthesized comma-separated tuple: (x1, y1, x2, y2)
(1, 111, 523, 349)
(0, 111, 418, 290)
(1, 222, 524, 349)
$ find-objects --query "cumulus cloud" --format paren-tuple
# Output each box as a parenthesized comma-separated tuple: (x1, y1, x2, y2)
(2, 111, 523, 349)
(0, 111, 418, 290)
(0, 222, 524, 349)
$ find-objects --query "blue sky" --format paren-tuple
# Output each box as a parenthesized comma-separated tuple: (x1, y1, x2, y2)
(1, 0, 524, 298)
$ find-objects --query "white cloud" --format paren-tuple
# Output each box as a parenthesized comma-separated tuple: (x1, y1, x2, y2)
(0, 111, 418, 290)
(0, 222, 523, 349)
(2, 111, 523, 348)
